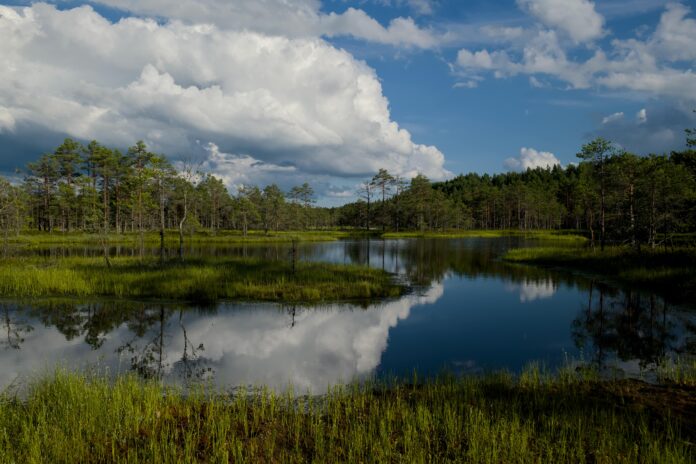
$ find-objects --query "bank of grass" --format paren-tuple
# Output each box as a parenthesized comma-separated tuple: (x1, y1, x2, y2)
(1, 361, 694, 463)
(505, 246, 696, 304)
(381, 229, 588, 242)
(7, 230, 353, 246)
(0, 256, 403, 303)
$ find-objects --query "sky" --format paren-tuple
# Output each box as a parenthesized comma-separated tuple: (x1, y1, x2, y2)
(0, 0, 695, 204)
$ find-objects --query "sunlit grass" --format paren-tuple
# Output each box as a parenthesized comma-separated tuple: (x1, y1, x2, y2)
(382, 229, 588, 242)
(8, 230, 351, 246)
(0, 256, 403, 303)
(0, 363, 693, 463)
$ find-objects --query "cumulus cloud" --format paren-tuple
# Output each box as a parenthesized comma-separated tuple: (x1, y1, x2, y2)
(602, 112, 625, 124)
(455, 2, 696, 103)
(518, 0, 605, 43)
(87, 0, 440, 48)
(0, 3, 449, 187)
(196, 143, 296, 191)
(650, 2, 696, 61)
(505, 147, 561, 171)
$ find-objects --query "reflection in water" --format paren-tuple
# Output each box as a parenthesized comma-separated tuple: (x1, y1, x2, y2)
(2, 238, 694, 390)
(0, 285, 443, 391)
(572, 282, 694, 373)
(1, 304, 33, 350)
(506, 279, 556, 302)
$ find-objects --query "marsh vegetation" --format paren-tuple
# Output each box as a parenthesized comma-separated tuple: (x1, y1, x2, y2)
(1, 362, 694, 463)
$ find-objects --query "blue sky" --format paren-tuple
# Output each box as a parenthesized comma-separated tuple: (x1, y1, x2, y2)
(0, 0, 694, 202)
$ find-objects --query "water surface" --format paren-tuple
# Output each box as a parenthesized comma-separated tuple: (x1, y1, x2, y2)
(2, 238, 694, 391)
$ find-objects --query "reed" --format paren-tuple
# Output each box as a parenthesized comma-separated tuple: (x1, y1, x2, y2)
(1, 363, 693, 463)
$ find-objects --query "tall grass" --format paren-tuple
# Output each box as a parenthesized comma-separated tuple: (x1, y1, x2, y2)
(0, 364, 693, 463)
(0, 256, 403, 303)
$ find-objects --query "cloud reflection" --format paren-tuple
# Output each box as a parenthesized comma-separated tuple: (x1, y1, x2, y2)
(0, 284, 443, 392)
(506, 278, 556, 302)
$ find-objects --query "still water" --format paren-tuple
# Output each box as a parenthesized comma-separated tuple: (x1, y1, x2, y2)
(1, 238, 694, 391)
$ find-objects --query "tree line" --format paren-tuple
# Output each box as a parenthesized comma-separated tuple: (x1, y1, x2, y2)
(336, 135, 696, 249)
(1, 133, 695, 250)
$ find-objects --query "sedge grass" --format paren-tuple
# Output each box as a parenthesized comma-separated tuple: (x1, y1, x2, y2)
(0, 256, 403, 303)
(0, 363, 694, 463)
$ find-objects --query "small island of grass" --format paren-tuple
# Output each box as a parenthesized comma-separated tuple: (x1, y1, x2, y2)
(0, 256, 404, 303)
(504, 246, 696, 304)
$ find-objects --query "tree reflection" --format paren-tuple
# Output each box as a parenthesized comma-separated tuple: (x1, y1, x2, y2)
(571, 283, 687, 370)
(1, 304, 33, 350)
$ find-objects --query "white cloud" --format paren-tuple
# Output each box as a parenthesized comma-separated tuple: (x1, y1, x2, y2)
(455, 2, 696, 103)
(636, 108, 648, 123)
(650, 2, 696, 61)
(406, 0, 435, 15)
(517, 0, 605, 43)
(196, 143, 296, 191)
(453, 80, 479, 89)
(321, 8, 438, 48)
(602, 112, 625, 124)
(505, 147, 561, 171)
(529, 76, 545, 87)
(0, 3, 449, 183)
(86, 0, 440, 48)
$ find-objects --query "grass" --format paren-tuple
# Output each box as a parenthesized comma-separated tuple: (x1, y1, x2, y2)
(0, 256, 404, 303)
(7, 229, 590, 246)
(381, 229, 588, 242)
(7, 230, 354, 246)
(1, 362, 694, 463)
(504, 246, 696, 305)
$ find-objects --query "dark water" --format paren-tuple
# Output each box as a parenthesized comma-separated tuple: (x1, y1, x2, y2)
(1, 238, 694, 392)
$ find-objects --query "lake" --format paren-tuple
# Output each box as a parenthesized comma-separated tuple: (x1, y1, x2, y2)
(1, 238, 694, 392)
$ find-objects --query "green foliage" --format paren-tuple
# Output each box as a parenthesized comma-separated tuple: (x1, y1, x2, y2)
(5, 132, 696, 243)
(1, 365, 693, 463)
